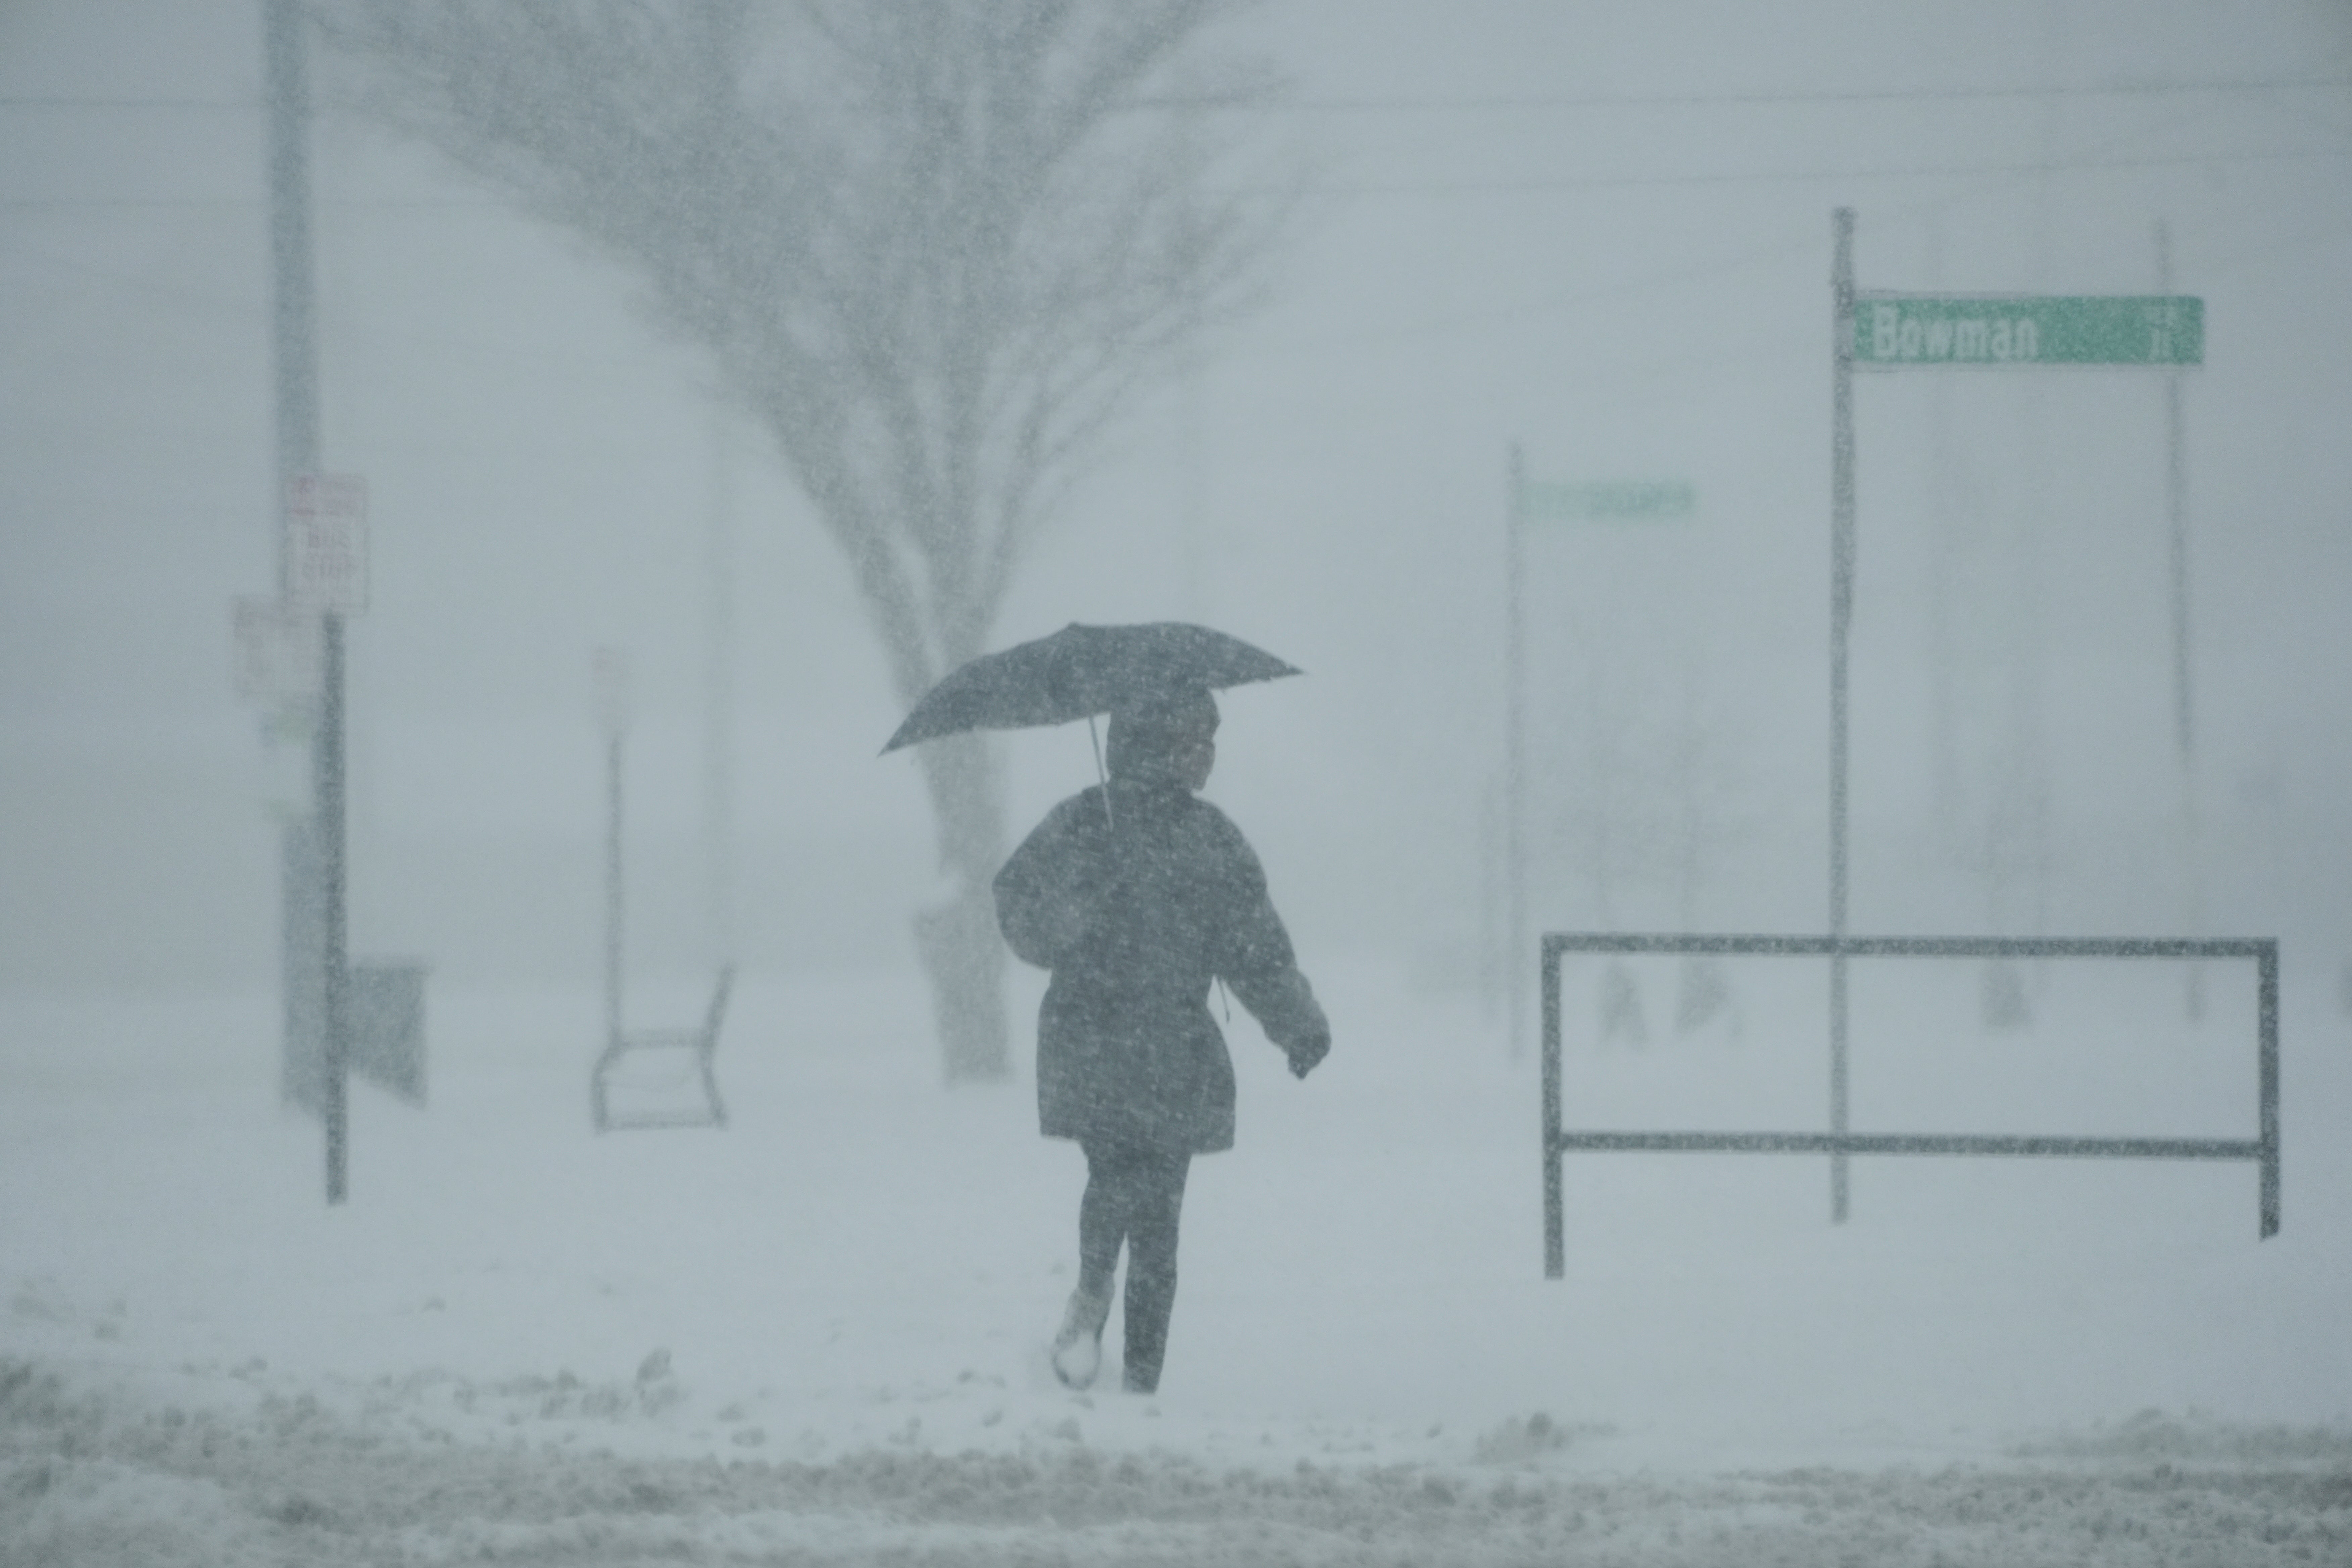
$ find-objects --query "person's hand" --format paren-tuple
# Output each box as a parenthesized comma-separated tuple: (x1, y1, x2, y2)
(1285, 1029, 1330, 1080)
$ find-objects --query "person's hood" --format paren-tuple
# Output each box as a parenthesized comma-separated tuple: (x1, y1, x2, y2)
(1106, 687, 1217, 786)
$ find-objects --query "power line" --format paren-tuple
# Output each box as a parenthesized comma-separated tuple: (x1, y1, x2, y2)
(0, 97, 257, 109)
(8, 75, 2349, 115)
(1288, 144, 2351, 200)
(1132, 77, 2352, 114)
(1227, 103, 2305, 361)
(14, 139, 2335, 212)
(0, 196, 509, 211)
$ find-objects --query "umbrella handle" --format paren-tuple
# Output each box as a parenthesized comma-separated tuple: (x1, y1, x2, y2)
(1088, 714, 1114, 831)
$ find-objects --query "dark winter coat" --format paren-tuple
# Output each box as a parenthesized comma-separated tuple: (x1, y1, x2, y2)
(993, 779, 1328, 1155)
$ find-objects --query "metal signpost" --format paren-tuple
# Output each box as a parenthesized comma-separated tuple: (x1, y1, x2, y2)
(235, 474, 384, 1202)
(285, 474, 369, 1205)
(1829, 209, 1856, 1218)
(2156, 220, 2205, 1019)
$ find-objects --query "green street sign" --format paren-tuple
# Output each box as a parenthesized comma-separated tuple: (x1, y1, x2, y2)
(1852, 293, 2202, 368)
(1521, 479, 1696, 522)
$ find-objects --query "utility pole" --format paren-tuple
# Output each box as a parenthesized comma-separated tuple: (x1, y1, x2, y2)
(265, 0, 318, 489)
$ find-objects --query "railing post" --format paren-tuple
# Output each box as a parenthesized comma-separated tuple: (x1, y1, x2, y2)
(1542, 937, 1564, 1279)
(2259, 940, 2280, 1238)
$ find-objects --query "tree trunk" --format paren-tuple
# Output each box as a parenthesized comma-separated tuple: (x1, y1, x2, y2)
(911, 729, 1011, 1081)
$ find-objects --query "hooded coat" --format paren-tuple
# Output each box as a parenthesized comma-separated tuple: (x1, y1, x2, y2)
(993, 774, 1327, 1155)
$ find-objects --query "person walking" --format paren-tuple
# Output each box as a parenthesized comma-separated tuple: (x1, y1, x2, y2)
(993, 685, 1329, 1394)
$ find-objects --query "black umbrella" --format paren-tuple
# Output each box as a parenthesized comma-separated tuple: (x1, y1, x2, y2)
(881, 621, 1300, 754)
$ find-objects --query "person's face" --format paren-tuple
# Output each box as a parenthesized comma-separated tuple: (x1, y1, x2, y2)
(1175, 727, 1216, 792)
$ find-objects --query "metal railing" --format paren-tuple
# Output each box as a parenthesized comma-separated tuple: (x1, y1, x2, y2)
(1541, 933, 2280, 1278)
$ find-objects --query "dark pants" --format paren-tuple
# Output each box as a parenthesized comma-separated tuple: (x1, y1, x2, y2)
(1077, 1138, 1192, 1393)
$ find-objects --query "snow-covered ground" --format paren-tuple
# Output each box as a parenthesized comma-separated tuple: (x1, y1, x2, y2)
(4, 956, 2349, 1564)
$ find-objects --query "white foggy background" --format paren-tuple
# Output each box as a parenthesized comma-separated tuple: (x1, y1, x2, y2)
(4, 0, 2350, 1012)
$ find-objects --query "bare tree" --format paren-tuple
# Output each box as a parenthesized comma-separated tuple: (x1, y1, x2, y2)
(313, 1, 1293, 1079)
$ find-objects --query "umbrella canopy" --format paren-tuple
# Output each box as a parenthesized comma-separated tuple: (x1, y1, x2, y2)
(881, 622, 1300, 754)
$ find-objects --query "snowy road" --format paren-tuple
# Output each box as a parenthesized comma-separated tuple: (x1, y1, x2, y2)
(6, 1357, 2350, 1566)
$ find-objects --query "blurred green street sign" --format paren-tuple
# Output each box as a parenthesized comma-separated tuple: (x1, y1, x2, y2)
(1521, 479, 1696, 522)
(1853, 293, 2202, 368)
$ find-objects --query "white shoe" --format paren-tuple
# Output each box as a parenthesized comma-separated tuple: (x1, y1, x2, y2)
(1050, 1288, 1110, 1390)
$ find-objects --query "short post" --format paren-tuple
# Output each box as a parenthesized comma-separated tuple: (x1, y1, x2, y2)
(2259, 940, 2280, 1237)
(1542, 936, 1564, 1279)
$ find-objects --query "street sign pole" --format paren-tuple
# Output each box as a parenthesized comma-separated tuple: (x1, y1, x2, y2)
(2157, 219, 2204, 1020)
(1829, 207, 1856, 1224)
(282, 472, 366, 1202)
